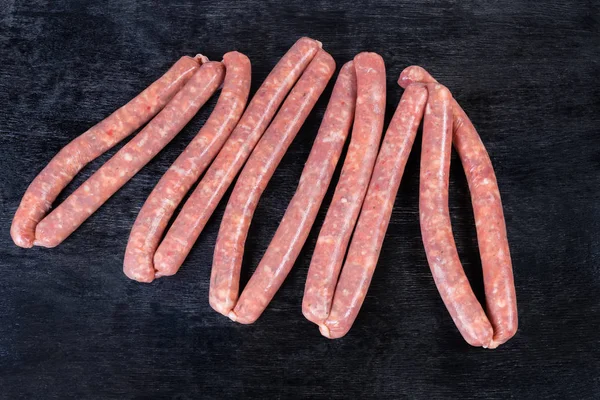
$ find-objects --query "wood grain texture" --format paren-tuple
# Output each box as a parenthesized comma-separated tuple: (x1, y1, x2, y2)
(1, 0, 599, 398)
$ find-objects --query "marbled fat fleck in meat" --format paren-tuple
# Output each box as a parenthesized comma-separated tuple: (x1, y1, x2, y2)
(33, 61, 224, 248)
(123, 52, 251, 283)
(399, 66, 517, 348)
(213, 49, 336, 323)
(320, 83, 428, 339)
(208, 54, 346, 321)
(302, 52, 386, 326)
(11, 55, 203, 248)
(153, 37, 322, 278)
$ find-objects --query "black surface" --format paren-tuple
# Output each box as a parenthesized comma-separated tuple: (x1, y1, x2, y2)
(1, 1, 599, 398)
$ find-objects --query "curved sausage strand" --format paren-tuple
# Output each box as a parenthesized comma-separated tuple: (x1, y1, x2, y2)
(302, 52, 386, 325)
(211, 56, 350, 319)
(153, 37, 322, 278)
(419, 84, 494, 347)
(399, 66, 517, 348)
(11, 55, 204, 248)
(320, 84, 428, 339)
(34, 61, 225, 248)
(123, 52, 251, 283)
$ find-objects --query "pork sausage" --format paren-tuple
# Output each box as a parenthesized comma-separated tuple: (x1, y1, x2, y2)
(214, 50, 335, 322)
(419, 83, 494, 347)
(11, 55, 204, 248)
(302, 52, 386, 325)
(399, 66, 517, 348)
(320, 83, 428, 339)
(34, 61, 224, 247)
(123, 52, 251, 283)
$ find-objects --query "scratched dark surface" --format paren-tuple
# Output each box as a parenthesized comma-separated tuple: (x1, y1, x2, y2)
(1, 1, 599, 399)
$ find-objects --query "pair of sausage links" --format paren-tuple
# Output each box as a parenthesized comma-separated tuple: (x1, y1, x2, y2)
(400, 66, 517, 348)
(213, 50, 337, 322)
(153, 37, 323, 278)
(34, 61, 225, 248)
(303, 52, 386, 326)
(11, 55, 205, 248)
(123, 52, 251, 283)
(419, 84, 494, 347)
(319, 83, 428, 339)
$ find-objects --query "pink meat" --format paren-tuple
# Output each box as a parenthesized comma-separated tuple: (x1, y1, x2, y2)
(34, 61, 224, 248)
(11, 55, 204, 248)
(302, 52, 386, 325)
(123, 52, 251, 283)
(320, 83, 428, 339)
(153, 37, 322, 278)
(211, 53, 344, 321)
(399, 66, 517, 348)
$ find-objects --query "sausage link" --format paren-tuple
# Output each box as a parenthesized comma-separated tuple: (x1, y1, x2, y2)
(214, 50, 335, 322)
(213, 55, 348, 320)
(153, 37, 322, 278)
(11, 55, 204, 248)
(399, 66, 517, 348)
(320, 84, 428, 339)
(34, 62, 225, 248)
(419, 84, 494, 347)
(302, 52, 386, 325)
(123, 52, 251, 283)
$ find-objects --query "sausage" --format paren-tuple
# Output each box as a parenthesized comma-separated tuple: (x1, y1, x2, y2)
(399, 66, 517, 348)
(419, 83, 494, 347)
(212, 55, 348, 319)
(33, 61, 225, 248)
(214, 50, 336, 322)
(10, 55, 205, 248)
(123, 52, 251, 283)
(153, 37, 322, 278)
(302, 52, 386, 325)
(320, 84, 428, 339)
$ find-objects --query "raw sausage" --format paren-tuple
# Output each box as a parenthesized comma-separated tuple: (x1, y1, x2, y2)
(123, 52, 251, 283)
(219, 60, 355, 319)
(214, 50, 335, 322)
(11, 55, 204, 248)
(399, 66, 517, 348)
(209, 54, 344, 323)
(419, 83, 494, 347)
(153, 37, 322, 278)
(302, 52, 386, 325)
(34, 61, 225, 248)
(320, 83, 428, 339)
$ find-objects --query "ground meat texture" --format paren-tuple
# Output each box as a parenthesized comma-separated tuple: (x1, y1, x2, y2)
(211, 57, 353, 319)
(10, 55, 204, 248)
(399, 66, 517, 348)
(123, 52, 251, 283)
(419, 83, 494, 347)
(33, 61, 225, 248)
(320, 84, 428, 339)
(303, 52, 386, 326)
(152, 37, 322, 278)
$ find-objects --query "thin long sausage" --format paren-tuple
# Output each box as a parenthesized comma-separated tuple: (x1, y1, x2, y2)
(419, 83, 494, 347)
(34, 61, 225, 248)
(399, 66, 517, 348)
(212, 54, 344, 320)
(11, 55, 204, 248)
(320, 84, 428, 339)
(153, 37, 322, 278)
(302, 52, 386, 325)
(123, 52, 251, 283)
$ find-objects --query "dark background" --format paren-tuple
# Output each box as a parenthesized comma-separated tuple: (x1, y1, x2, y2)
(1, 1, 599, 398)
